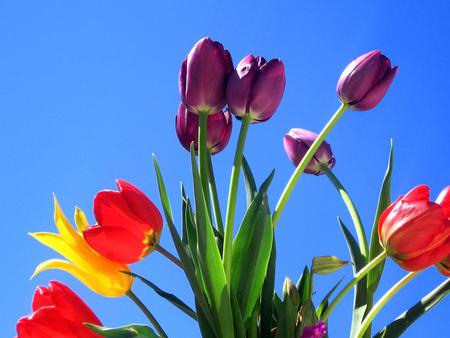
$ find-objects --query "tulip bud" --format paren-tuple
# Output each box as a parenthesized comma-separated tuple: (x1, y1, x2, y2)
(283, 276, 300, 310)
(227, 54, 285, 123)
(378, 185, 450, 271)
(337, 50, 398, 111)
(283, 128, 335, 175)
(311, 255, 351, 275)
(179, 37, 233, 115)
(16, 281, 102, 338)
(301, 321, 327, 338)
(175, 102, 232, 155)
(83, 179, 163, 264)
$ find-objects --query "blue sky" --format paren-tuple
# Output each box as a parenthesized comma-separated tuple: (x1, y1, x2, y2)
(1, 1, 449, 337)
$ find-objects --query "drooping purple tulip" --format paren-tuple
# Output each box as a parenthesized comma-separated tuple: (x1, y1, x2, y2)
(337, 50, 398, 111)
(175, 102, 232, 155)
(227, 54, 286, 123)
(301, 321, 327, 338)
(283, 128, 335, 175)
(179, 37, 233, 115)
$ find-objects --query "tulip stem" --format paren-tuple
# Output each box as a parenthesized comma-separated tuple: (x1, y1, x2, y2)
(223, 114, 252, 281)
(198, 111, 212, 218)
(156, 244, 183, 269)
(207, 151, 224, 239)
(321, 250, 387, 321)
(127, 290, 168, 338)
(356, 271, 421, 338)
(272, 103, 347, 228)
(321, 164, 369, 259)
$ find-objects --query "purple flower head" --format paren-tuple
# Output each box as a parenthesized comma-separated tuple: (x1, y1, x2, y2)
(283, 128, 335, 175)
(179, 37, 233, 115)
(301, 321, 327, 338)
(337, 50, 398, 111)
(227, 54, 286, 123)
(175, 102, 232, 155)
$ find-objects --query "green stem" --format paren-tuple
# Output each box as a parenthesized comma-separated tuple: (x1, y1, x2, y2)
(155, 244, 183, 269)
(356, 271, 421, 338)
(321, 165, 369, 260)
(223, 114, 252, 281)
(207, 151, 224, 237)
(321, 250, 387, 321)
(127, 290, 168, 338)
(272, 103, 347, 227)
(198, 111, 211, 218)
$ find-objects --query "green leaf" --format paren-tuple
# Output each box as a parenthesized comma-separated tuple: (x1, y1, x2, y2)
(189, 145, 234, 337)
(230, 288, 247, 338)
(85, 323, 159, 338)
(373, 278, 450, 338)
(316, 278, 343, 318)
(272, 292, 283, 323)
(311, 256, 351, 275)
(259, 240, 277, 338)
(231, 170, 275, 322)
(123, 271, 197, 320)
(367, 140, 394, 295)
(242, 156, 258, 207)
(296, 266, 312, 306)
(152, 155, 216, 335)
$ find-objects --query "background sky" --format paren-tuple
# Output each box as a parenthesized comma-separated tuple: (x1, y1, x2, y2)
(1, 1, 449, 337)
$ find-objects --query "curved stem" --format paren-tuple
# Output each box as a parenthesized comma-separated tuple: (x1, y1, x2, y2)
(207, 151, 224, 237)
(321, 250, 387, 321)
(198, 111, 211, 218)
(272, 103, 347, 227)
(155, 244, 183, 269)
(127, 290, 168, 338)
(356, 271, 421, 338)
(321, 165, 369, 260)
(223, 114, 252, 281)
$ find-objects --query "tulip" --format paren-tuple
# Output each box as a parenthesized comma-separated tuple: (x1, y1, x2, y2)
(436, 256, 450, 276)
(337, 50, 398, 110)
(83, 179, 163, 264)
(175, 102, 232, 154)
(227, 54, 286, 123)
(179, 37, 233, 115)
(283, 128, 335, 175)
(378, 185, 450, 271)
(301, 321, 327, 338)
(435, 186, 450, 276)
(30, 197, 133, 297)
(16, 281, 102, 338)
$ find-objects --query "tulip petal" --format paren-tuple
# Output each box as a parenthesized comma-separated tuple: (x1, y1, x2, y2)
(83, 225, 146, 264)
(378, 197, 402, 247)
(436, 186, 450, 219)
(75, 207, 90, 232)
(54, 196, 80, 244)
(397, 239, 450, 271)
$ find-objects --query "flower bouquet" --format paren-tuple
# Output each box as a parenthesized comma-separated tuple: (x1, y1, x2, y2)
(16, 37, 449, 338)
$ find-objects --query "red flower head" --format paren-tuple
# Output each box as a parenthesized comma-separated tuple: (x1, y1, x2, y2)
(83, 179, 163, 264)
(16, 281, 102, 338)
(435, 186, 450, 276)
(378, 185, 450, 271)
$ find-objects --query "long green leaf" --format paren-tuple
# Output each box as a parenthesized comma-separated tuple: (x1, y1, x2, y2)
(190, 145, 234, 337)
(85, 323, 159, 338)
(231, 170, 275, 322)
(152, 155, 215, 335)
(259, 240, 277, 338)
(368, 140, 394, 295)
(242, 156, 257, 207)
(316, 278, 343, 318)
(296, 266, 312, 306)
(124, 271, 197, 320)
(373, 278, 450, 338)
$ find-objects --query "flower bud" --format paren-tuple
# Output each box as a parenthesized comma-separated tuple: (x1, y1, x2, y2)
(301, 321, 327, 338)
(337, 50, 398, 111)
(283, 277, 300, 310)
(175, 102, 232, 155)
(83, 179, 163, 264)
(283, 128, 335, 175)
(179, 37, 233, 114)
(378, 185, 450, 271)
(227, 54, 285, 123)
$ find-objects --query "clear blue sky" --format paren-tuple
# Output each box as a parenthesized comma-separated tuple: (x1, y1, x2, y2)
(1, 1, 449, 337)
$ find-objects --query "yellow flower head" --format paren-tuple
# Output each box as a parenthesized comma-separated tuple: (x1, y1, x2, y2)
(30, 196, 133, 297)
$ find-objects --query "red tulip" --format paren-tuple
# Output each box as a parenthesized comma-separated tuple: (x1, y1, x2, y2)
(378, 185, 450, 271)
(436, 256, 450, 276)
(83, 179, 163, 264)
(16, 280, 102, 338)
(435, 186, 450, 276)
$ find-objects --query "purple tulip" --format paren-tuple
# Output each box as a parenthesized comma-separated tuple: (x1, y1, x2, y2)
(227, 54, 285, 123)
(179, 37, 233, 115)
(337, 50, 398, 111)
(175, 102, 232, 155)
(283, 128, 335, 175)
(300, 321, 327, 338)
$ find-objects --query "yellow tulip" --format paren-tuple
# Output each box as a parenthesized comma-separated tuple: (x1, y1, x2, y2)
(30, 196, 133, 297)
